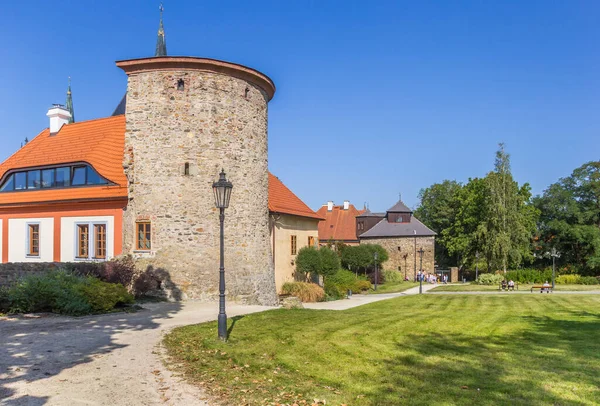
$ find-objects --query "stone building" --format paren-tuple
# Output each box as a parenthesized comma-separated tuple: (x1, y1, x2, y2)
(358, 200, 435, 280)
(0, 9, 313, 305)
(315, 201, 365, 246)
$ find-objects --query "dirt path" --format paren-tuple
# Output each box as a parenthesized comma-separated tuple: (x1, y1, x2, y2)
(0, 302, 275, 406)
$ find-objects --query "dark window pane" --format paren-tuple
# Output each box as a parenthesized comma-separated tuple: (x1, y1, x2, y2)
(72, 167, 86, 186)
(14, 172, 26, 190)
(55, 167, 71, 187)
(86, 166, 107, 185)
(27, 170, 41, 189)
(41, 169, 55, 188)
(0, 174, 14, 192)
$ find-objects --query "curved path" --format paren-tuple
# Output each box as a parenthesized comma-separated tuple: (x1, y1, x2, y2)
(0, 302, 274, 406)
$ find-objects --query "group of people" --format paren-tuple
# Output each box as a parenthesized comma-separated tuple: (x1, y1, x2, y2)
(416, 272, 449, 284)
(500, 279, 517, 290)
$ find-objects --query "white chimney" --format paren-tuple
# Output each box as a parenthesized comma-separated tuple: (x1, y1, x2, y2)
(47, 105, 71, 134)
(327, 201, 334, 211)
(343, 200, 350, 210)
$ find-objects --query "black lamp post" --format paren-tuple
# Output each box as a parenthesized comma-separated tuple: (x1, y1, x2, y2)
(418, 247, 425, 294)
(475, 251, 479, 282)
(212, 169, 233, 341)
(374, 251, 379, 291)
(550, 247, 560, 289)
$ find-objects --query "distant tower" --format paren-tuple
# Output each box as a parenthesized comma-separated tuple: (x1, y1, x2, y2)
(65, 77, 75, 123)
(155, 3, 167, 56)
(116, 6, 277, 305)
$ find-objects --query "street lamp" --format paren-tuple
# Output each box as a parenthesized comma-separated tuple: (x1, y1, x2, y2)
(212, 169, 233, 341)
(373, 251, 379, 291)
(475, 251, 479, 282)
(550, 247, 561, 289)
(418, 247, 425, 294)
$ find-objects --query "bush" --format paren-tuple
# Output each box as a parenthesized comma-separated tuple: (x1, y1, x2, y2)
(504, 268, 553, 284)
(324, 283, 346, 300)
(281, 282, 325, 303)
(475, 273, 505, 285)
(556, 274, 581, 284)
(580, 276, 600, 285)
(6, 269, 134, 316)
(326, 269, 371, 293)
(77, 278, 134, 312)
(295, 247, 321, 280)
(319, 247, 341, 279)
(382, 270, 403, 283)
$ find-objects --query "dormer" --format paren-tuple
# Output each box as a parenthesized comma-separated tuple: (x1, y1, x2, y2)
(386, 200, 412, 223)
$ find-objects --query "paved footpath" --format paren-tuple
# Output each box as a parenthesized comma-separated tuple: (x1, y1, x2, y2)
(304, 283, 439, 310)
(0, 302, 275, 406)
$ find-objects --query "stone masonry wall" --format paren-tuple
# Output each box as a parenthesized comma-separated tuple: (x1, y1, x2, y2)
(360, 236, 435, 281)
(122, 69, 277, 305)
(0, 263, 56, 287)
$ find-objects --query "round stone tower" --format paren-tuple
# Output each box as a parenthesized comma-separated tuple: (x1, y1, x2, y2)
(116, 56, 277, 305)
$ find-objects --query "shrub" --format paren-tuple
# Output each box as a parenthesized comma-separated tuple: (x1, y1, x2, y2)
(6, 270, 134, 316)
(281, 282, 325, 303)
(504, 268, 553, 284)
(475, 273, 505, 285)
(326, 269, 372, 293)
(77, 278, 134, 312)
(324, 283, 346, 300)
(556, 274, 581, 284)
(382, 270, 403, 283)
(580, 276, 600, 285)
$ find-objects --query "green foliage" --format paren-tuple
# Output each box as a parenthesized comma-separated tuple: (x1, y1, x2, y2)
(281, 282, 325, 302)
(318, 247, 341, 279)
(504, 268, 553, 284)
(474, 273, 505, 285)
(325, 269, 372, 296)
(382, 269, 404, 283)
(361, 244, 389, 267)
(295, 246, 321, 279)
(340, 245, 372, 273)
(77, 278, 134, 312)
(6, 270, 133, 316)
(580, 276, 600, 285)
(556, 274, 581, 284)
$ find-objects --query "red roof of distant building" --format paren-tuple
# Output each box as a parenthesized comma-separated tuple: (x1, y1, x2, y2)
(268, 173, 323, 220)
(316, 203, 364, 242)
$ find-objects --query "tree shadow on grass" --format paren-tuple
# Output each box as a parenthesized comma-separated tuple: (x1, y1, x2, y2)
(368, 314, 600, 405)
(0, 267, 183, 405)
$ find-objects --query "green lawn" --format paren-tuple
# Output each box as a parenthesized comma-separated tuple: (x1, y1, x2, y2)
(164, 295, 600, 405)
(432, 283, 600, 292)
(367, 281, 420, 294)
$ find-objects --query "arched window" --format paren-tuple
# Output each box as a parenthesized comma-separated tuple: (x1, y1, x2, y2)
(0, 164, 110, 192)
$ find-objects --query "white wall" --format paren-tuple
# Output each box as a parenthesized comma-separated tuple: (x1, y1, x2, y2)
(61, 216, 114, 262)
(8, 218, 54, 262)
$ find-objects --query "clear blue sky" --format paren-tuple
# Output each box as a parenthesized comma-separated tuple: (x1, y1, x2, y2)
(1, 1, 598, 212)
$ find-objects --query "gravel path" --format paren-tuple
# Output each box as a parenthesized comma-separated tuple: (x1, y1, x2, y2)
(0, 302, 275, 406)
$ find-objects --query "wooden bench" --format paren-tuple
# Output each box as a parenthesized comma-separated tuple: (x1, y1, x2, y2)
(498, 283, 519, 291)
(531, 285, 552, 293)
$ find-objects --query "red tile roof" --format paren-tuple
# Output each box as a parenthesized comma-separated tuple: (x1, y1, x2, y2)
(0, 116, 128, 206)
(268, 173, 323, 220)
(316, 204, 364, 242)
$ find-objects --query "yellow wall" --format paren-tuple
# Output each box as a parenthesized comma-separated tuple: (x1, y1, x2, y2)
(270, 213, 319, 293)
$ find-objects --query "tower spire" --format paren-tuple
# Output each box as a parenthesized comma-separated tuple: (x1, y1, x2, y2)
(155, 3, 167, 57)
(65, 77, 75, 124)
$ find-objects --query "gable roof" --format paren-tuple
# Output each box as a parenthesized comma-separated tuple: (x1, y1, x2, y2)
(359, 216, 436, 238)
(316, 203, 364, 242)
(387, 200, 412, 213)
(0, 115, 128, 206)
(268, 173, 322, 220)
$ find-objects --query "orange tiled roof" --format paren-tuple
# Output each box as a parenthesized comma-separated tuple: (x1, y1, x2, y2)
(268, 173, 323, 220)
(0, 115, 128, 206)
(316, 204, 363, 242)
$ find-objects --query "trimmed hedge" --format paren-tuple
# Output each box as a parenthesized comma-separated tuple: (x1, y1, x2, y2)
(475, 273, 505, 285)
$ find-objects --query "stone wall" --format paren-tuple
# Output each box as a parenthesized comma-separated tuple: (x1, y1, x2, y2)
(360, 236, 435, 281)
(121, 66, 278, 305)
(0, 263, 58, 287)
